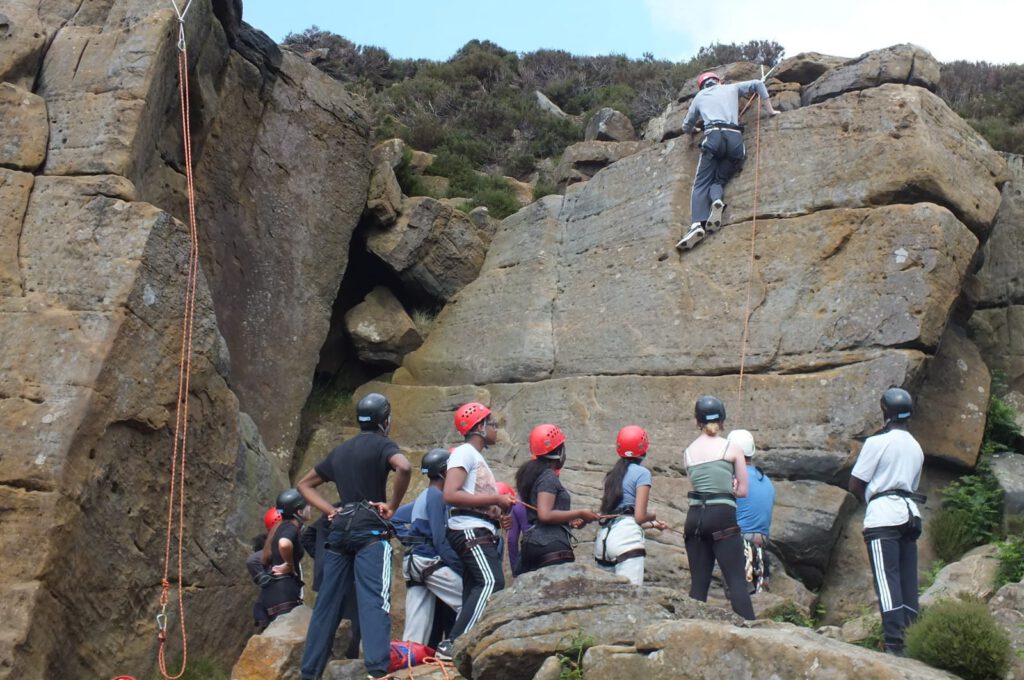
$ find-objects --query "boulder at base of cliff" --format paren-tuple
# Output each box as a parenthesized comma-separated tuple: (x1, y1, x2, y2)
(920, 544, 1001, 607)
(584, 107, 636, 142)
(344, 286, 422, 368)
(582, 619, 956, 679)
(991, 452, 1024, 532)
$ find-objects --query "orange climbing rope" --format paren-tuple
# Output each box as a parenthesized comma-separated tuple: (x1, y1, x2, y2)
(735, 93, 765, 416)
(156, 2, 200, 678)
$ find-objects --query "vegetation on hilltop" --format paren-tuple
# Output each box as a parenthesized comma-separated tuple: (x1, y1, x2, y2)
(284, 29, 1024, 180)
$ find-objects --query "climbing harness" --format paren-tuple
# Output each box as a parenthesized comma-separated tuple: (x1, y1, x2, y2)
(156, 2, 200, 678)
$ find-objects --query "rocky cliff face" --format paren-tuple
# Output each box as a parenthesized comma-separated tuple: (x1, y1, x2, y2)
(0, 1, 369, 677)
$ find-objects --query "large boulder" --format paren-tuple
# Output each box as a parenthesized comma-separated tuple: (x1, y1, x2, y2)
(971, 153, 1024, 307)
(367, 196, 490, 304)
(583, 619, 955, 679)
(231, 605, 311, 680)
(344, 286, 423, 368)
(366, 156, 403, 227)
(773, 51, 849, 85)
(0, 2, 49, 90)
(802, 44, 941, 106)
(0, 83, 48, 171)
(584, 107, 636, 142)
(554, 140, 653, 189)
(910, 327, 991, 468)
(770, 481, 857, 588)
(990, 452, 1024, 532)
(187, 49, 371, 455)
(454, 563, 740, 680)
(920, 544, 1001, 607)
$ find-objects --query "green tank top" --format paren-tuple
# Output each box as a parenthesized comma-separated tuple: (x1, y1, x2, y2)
(687, 459, 736, 507)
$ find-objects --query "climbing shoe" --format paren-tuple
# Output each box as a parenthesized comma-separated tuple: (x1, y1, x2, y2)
(676, 223, 706, 250)
(707, 199, 725, 232)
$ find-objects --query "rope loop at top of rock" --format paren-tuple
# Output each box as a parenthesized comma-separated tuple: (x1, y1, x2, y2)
(169, 0, 193, 51)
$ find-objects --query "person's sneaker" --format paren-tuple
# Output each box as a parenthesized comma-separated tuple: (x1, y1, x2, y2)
(434, 638, 454, 661)
(707, 199, 725, 232)
(675, 223, 706, 250)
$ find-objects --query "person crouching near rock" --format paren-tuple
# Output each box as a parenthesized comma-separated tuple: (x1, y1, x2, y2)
(594, 426, 667, 585)
(848, 387, 925, 657)
(682, 395, 755, 620)
(516, 424, 600, 574)
(436, 402, 515, 661)
(260, 490, 311, 623)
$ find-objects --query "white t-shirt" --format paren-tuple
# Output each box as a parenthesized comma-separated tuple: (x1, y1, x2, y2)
(850, 428, 924, 529)
(446, 443, 500, 531)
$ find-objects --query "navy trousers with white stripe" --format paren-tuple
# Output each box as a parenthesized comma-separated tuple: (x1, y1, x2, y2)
(864, 517, 922, 649)
(690, 128, 746, 223)
(447, 527, 504, 641)
(301, 533, 393, 679)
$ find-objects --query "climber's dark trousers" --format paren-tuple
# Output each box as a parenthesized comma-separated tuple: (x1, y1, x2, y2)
(684, 503, 755, 620)
(865, 517, 922, 649)
(690, 128, 746, 223)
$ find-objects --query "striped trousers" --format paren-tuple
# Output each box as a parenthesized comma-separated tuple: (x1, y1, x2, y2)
(864, 516, 922, 651)
(447, 527, 505, 641)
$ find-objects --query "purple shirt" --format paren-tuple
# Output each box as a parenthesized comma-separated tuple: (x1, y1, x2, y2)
(507, 503, 529, 573)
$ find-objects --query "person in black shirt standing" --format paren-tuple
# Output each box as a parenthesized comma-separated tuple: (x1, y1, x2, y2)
(298, 393, 412, 680)
(260, 489, 310, 622)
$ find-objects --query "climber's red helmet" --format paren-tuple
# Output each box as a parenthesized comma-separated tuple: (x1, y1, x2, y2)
(455, 402, 492, 436)
(616, 425, 650, 458)
(263, 507, 283, 531)
(529, 424, 566, 459)
(697, 71, 721, 89)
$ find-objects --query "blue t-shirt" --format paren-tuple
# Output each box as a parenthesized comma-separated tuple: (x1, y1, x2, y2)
(736, 464, 775, 536)
(616, 463, 653, 511)
(409, 487, 462, 574)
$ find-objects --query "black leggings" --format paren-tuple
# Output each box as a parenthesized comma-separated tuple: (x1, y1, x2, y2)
(684, 503, 755, 620)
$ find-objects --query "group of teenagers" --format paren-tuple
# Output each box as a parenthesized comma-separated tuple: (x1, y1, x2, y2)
(252, 385, 925, 679)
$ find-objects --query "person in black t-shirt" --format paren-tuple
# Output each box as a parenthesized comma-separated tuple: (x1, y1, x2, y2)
(298, 393, 412, 680)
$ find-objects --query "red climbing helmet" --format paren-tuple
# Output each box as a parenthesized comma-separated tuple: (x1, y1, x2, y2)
(616, 425, 649, 458)
(455, 402, 492, 436)
(697, 71, 721, 89)
(529, 424, 566, 459)
(263, 507, 282, 531)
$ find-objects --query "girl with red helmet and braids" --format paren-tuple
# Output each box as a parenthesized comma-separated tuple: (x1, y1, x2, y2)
(594, 426, 667, 585)
(515, 424, 600, 574)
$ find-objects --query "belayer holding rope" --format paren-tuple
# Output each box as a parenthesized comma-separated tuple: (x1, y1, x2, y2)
(594, 426, 667, 585)
(676, 70, 779, 251)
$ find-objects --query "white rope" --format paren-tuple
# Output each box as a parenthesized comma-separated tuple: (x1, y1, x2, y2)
(169, 0, 193, 51)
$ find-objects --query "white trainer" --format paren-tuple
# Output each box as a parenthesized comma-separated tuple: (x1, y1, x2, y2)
(675, 223, 706, 250)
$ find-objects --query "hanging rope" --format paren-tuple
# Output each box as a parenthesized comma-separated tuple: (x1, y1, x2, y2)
(156, 2, 199, 678)
(735, 93, 764, 418)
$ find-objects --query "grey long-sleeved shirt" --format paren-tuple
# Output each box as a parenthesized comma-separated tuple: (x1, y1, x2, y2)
(681, 80, 771, 133)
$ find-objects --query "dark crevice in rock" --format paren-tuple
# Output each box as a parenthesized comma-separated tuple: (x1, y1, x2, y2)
(1, 477, 56, 493)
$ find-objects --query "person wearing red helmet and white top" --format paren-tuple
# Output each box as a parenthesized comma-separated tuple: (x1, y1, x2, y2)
(594, 426, 667, 585)
(676, 70, 779, 251)
(516, 424, 601, 574)
(436, 402, 515, 661)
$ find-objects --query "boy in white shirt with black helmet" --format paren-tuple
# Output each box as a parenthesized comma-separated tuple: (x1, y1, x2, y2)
(849, 387, 925, 657)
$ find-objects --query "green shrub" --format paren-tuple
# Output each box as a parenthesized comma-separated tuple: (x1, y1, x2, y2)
(393, 146, 433, 198)
(765, 601, 814, 627)
(918, 559, 946, 595)
(984, 390, 1023, 454)
(905, 599, 1011, 680)
(556, 630, 594, 680)
(852, 614, 885, 652)
(994, 535, 1024, 589)
(473, 183, 521, 219)
(931, 507, 987, 563)
(931, 459, 1004, 562)
(533, 180, 558, 200)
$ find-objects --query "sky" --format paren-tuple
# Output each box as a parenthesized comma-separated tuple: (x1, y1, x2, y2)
(240, 0, 1022, 64)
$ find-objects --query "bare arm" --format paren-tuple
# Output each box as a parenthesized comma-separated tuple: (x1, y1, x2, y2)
(297, 469, 336, 518)
(384, 453, 413, 516)
(731, 448, 749, 498)
(849, 475, 867, 504)
(633, 485, 656, 524)
(536, 491, 599, 525)
(443, 467, 513, 511)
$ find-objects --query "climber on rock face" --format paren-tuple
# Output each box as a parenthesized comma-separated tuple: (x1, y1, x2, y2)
(848, 387, 926, 658)
(676, 71, 779, 251)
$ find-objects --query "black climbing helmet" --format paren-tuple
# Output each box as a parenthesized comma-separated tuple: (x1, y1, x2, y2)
(356, 392, 391, 431)
(881, 387, 913, 423)
(420, 447, 450, 480)
(276, 488, 307, 519)
(695, 395, 726, 425)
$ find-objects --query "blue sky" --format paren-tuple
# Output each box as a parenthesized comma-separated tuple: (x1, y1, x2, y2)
(241, 0, 1020, 64)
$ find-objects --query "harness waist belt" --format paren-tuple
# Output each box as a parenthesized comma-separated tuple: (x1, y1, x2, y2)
(688, 491, 736, 503)
(870, 488, 927, 504)
(704, 121, 743, 132)
(595, 548, 646, 567)
(450, 509, 500, 525)
(457, 534, 499, 555)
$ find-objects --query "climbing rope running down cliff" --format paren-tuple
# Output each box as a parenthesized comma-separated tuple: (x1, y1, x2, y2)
(155, 2, 200, 678)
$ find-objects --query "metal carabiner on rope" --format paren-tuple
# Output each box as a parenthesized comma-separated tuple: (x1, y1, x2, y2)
(169, 0, 193, 52)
